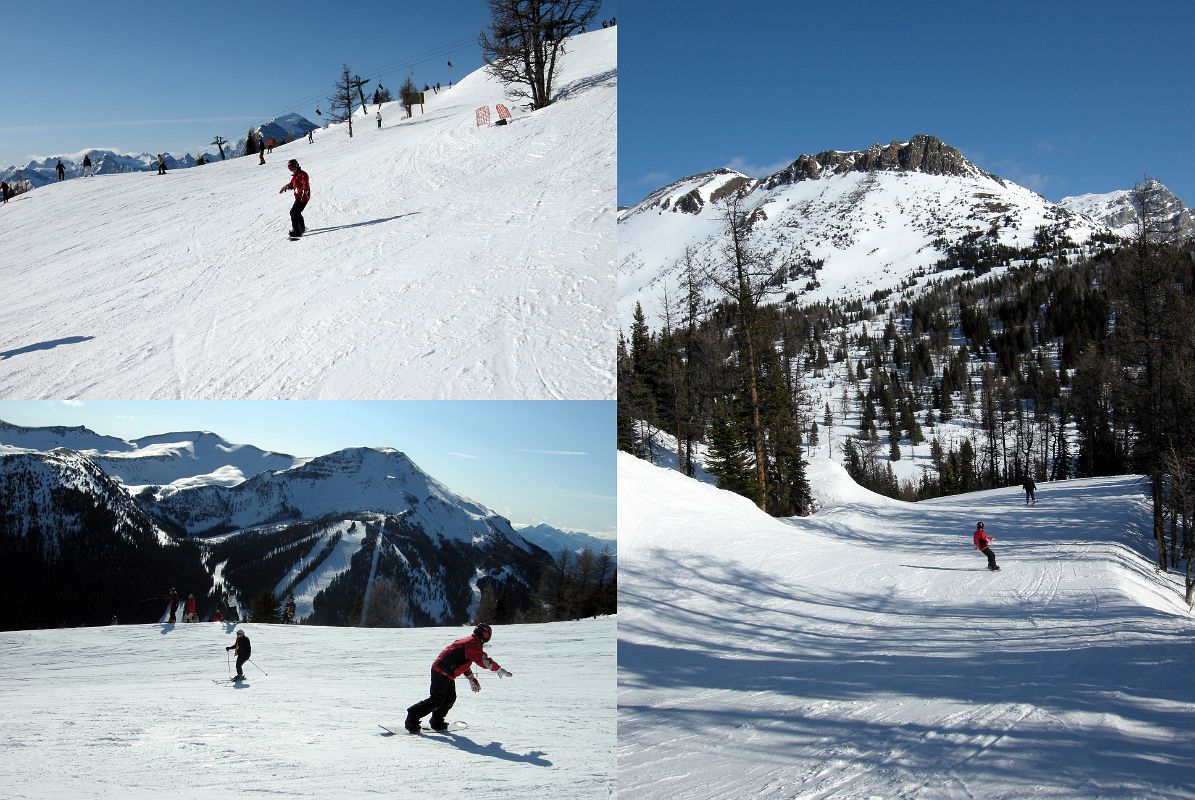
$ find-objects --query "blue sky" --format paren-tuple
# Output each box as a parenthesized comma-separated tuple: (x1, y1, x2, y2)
(0, 0, 615, 168)
(618, 0, 1195, 207)
(0, 400, 615, 538)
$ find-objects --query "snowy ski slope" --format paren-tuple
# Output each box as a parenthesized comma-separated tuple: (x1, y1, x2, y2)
(0, 30, 615, 400)
(0, 618, 615, 799)
(618, 454, 1195, 799)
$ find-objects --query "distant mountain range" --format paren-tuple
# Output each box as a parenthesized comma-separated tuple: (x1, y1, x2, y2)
(619, 134, 1191, 328)
(0, 113, 319, 189)
(0, 420, 581, 631)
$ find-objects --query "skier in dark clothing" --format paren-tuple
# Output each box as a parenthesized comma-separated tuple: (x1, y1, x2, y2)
(1, 181, 9, 203)
(56, 160, 65, 181)
(167, 587, 179, 622)
(157, 154, 166, 175)
(405, 624, 512, 733)
(82, 154, 93, 177)
(1023, 477, 1037, 505)
(973, 521, 999, 571)
(225, 630, 251, 679)
(279, 159, 310, 237)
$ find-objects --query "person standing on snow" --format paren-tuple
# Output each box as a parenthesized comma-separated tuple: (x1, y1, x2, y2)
(185, 593, 198, 622)
(167, 587, 180, 622)
(1023, 476, 1037, 505)
(225, 630, 252, 679)
(973, 521, 999, 571)
(55, 160, 65, 181)
(82, 154, 93, 177)
(405, 624, 512, 733)
(376, 110, 382, 129)
(156, 154, 166, 175)
(279, 158, 310, 237)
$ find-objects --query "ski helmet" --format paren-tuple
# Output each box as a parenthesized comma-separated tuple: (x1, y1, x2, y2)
(473, 623, 492, 642)
(236, 630, 245, 637)
(287, 159, 299, 170)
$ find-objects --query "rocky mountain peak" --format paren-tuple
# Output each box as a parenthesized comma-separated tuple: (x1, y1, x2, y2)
(768, 134, 991, 187)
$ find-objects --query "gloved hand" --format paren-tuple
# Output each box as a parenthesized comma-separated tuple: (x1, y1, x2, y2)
(279, 187, 287, 194)
(467, 674, 481, 693)
(496, 668, 512, 678)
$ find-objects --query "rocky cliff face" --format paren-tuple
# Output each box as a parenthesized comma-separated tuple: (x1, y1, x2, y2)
(769, 134, 991, 186)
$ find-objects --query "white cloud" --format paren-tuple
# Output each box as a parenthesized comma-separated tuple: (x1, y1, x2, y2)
(516, 449, 589, 456)
(59, 400, 84, 407)
(727, 155, 794, 179)
(448, 451, 479, 459)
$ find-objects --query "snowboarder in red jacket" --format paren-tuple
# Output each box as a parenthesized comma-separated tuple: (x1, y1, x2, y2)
(405, 624, 512, 733)
(974, 521, 999, 571)
(279, 159, 310, 237)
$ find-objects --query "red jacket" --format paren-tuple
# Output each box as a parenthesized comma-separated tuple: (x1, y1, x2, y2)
(282, 169, 311, 202)
(974, 529, 993, 550)
(432, 634, 503, 679)
(185, 597, 196, 614)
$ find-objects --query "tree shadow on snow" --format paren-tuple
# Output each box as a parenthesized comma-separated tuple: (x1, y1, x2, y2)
(1, 335, 94, 360)
(553, 68, 617, 101)
(430, 734, 552, 767)
(301, 213, 419, 237)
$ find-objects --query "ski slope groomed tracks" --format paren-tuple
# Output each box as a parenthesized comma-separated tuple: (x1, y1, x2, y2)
(0, 618, 615, 799)
(618, 454, 1195, 800)
(0, 29, 615, 400)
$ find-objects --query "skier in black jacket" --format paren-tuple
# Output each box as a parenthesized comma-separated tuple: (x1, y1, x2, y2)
(225, 630, 252, 679)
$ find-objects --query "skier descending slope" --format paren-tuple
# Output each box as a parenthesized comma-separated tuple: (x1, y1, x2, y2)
(224, 629, 252, 680)
(405, 624, 513, 733)
(278, 159, 310, 239)
(973, 521, 1000, 571)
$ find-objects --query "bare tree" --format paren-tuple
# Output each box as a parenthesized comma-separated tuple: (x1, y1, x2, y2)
(399, 72, 419, 118)
(328, 64, 356, 138)
(478, 0, 601, 110)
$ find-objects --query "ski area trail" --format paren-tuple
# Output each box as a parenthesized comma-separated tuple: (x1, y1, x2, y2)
(0, 29, 615, 400)
(0, 618, 614, 799)
(618, 453, 1195, 799)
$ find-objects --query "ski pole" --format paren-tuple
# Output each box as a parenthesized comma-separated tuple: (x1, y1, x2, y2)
(226, 650, 232, 679)
(248, 659, 268, 676)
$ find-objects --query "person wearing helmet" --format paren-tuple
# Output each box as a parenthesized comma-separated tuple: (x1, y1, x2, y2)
(404, 623, 513, 733)
(225, 630, 252, 680)
(973, 521, 999, 571)
(279, 159, 311, 238)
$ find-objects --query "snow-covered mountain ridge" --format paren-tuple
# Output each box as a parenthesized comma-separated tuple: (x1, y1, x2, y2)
(0, 113, 318, 188)
(1060, 178, 1193, 240)
(0, 421, 554, 629)
(619, 133, 1186, 329)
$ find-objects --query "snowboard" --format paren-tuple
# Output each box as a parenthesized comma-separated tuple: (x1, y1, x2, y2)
(378, 721, 468, 735)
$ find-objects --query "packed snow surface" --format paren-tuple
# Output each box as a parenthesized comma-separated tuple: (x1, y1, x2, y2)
(618, 453, 1195, 799)
(0, 29, 616, 400)
(0, 618, 615, 799)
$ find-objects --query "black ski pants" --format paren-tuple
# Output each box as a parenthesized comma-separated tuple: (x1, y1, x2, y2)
(290, 198, 308, 235)
(979, 546, 997, 570)
(407, 670, 456, 726)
